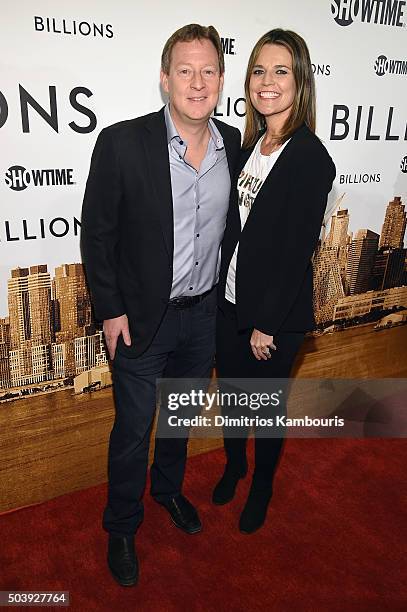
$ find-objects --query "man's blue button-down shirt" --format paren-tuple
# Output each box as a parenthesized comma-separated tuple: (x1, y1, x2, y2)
(164, 104, 231, 298)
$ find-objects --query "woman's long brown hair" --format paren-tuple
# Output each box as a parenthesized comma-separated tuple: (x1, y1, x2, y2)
(243, 29, 316, 149)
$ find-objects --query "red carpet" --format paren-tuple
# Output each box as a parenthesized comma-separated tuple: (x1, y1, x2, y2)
(0, 439, 406, 611)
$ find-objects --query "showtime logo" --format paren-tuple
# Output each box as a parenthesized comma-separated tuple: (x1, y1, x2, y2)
(331, 0, 406, 27)
(4, 166, 75, 191)
(220, 37, 236, 55)
(401, 156, 407, 172)
(374, 55, 407, 75)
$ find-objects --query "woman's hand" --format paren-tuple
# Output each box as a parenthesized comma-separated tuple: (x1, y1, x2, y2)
(250, 329, 277, 361)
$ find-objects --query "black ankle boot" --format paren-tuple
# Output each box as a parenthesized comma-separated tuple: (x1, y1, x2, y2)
(212, 462, 248, 505)
(239, 481, 273, 534)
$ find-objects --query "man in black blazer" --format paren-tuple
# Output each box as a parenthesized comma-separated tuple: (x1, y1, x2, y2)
(81, 24, 240, 586)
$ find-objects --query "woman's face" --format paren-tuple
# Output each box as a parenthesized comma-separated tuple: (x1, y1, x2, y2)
(249, 43, 296, 129)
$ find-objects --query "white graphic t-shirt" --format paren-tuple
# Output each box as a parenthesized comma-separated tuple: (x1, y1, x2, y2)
(225, 134, 291, 304)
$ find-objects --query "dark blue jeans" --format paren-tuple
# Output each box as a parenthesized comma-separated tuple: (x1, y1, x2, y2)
(103, 288, 216, 536)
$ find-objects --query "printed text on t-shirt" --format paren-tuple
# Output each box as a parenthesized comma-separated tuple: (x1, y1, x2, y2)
(238, 170, 264, 211)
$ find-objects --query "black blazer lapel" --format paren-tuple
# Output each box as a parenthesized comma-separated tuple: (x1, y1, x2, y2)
(226, 143, 254, 244)
(143, 108, 174, 262)
(214, 120, 237, 181)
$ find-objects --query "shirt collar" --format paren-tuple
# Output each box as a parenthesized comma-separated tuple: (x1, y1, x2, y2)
(164, 103, 224, 151)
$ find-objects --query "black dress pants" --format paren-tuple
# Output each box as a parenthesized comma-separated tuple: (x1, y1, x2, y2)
(216, 299, 304, 488)
(102, 289, 216, 537)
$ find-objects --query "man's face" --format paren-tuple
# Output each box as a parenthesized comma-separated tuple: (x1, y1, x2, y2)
(160, 38, 224, 128)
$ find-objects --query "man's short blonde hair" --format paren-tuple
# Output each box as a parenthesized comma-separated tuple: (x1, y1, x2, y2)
(161, 23, 224, 75)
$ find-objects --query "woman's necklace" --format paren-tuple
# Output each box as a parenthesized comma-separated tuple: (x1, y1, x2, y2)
(260, 136, 282, 156)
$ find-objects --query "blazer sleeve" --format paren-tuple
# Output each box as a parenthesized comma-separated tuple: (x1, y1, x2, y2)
(253, 145, 336, 336)
(80, 128, 126, 321)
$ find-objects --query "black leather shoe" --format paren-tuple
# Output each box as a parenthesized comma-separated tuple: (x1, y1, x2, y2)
(107, 535, 138, 586)
(212, 463, 248, 505)
(157, 494, 202, 534)
(239, 484, 273, 535)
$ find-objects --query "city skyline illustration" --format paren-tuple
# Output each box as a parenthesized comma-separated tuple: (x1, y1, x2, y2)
(313, 195, 406, 325)
(0, 263, 108, 395)
(0, 195, 406, 395)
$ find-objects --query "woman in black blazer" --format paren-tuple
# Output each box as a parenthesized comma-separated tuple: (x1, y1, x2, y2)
(212, 29, 336, 533)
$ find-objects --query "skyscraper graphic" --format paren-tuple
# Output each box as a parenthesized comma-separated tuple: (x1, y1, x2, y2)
(346, 230, 379, 295)
(326, 207, 351, 287)
(8, 268, 33, 386)
(1, 263, 108, 391)
(314, 201, 349, 323)
(8, 268, 31, 349)
(27, 265, 53, 345)
(313, 245, 345, 324)
(371, 247, 406, 291)
(379, 197, 406, 249)
(0, 317, 10, 388)
(8, 266, 53, 386)
(327, 208, 350, 248)
(53, 264, 92, 340)
(52, 264, 93, 377)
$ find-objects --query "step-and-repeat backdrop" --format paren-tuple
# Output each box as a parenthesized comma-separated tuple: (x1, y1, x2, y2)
(1, 0, 406, 398)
